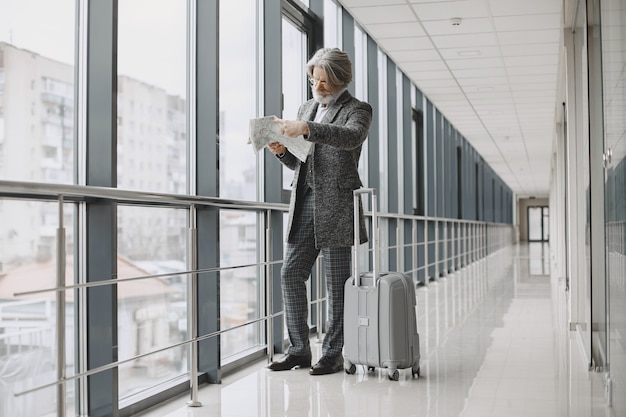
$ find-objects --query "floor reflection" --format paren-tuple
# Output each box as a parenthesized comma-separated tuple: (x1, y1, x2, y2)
(139, 244, 607, 417)
(527, 241, 550, 276)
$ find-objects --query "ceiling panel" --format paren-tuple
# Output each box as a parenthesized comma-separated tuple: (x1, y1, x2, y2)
(416, 78, 461, 88)
(506, 65, 558, 76)
(451, 67, 507, 78)
(504, 55, 558, 67)
(439, 45, 503, 59)
(341, 0, 406, 6)
(410, 0, 489, 20)
(405, 70, 454, 80)
(399, 59, 447, 71)
(376, 36, 433, 51)
(487, 0, 562, 16)
(512, 96, 555, 104)
(446, 57, 504, 69)
(365, 22, 426, 38)
(349, 4, 416, 24)
(498, 29, 561, 45)
(382, 49, 440, 62)
(493, 14, 561, 32)
(430, 33, 499, 48)
(337, 0, 562, 197)
(421, 18, 492, 36)
(456, 76, 508, 86)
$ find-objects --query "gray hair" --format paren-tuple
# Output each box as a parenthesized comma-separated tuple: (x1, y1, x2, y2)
(306, 48, 353, 91)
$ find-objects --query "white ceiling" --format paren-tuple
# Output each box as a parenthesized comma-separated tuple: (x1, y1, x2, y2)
(337, 0, 563, 198)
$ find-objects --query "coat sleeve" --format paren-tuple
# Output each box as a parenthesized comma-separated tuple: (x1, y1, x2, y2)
(275, 151, 298, 170)
(305, 101, 372, 150)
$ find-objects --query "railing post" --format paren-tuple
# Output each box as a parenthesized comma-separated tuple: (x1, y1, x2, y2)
(469, 223, 476, 263)
(485, 224, 488, 257)
(476, 223, 480, 261)
(467, 223, 471, 263)
(187, 204, 202, 407)
(266, 210, 274, 362)
(434, 221, 439, 281)
(424, 219, 429, 287)
(451, 222, 456, 272)
(466, 223, 468, 267)
(396, 223, 401, 275)
(458, 223, 462, 267)
(479, 224, 482, 258)
(412, 219, 417, 284)
(476, 223, 479, 261)
(443, 221, 448, 277)
(56, 195, 66, 417)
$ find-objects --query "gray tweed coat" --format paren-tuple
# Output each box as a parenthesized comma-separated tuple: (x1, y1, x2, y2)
(278, 90, 373, 249)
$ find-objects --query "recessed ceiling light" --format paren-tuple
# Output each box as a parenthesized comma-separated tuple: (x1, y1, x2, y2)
(458, 50, 481, 57)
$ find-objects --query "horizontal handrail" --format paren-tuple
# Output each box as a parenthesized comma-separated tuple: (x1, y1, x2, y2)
(12, 260, 285, 297)
(0, 179, 514, 411)
(13, 309, 285, 398)
(0, 179, 288, 211)
(0, 179, 510, 226)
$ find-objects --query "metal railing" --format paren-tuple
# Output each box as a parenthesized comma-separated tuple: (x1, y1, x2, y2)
(0, 179, 514, 416)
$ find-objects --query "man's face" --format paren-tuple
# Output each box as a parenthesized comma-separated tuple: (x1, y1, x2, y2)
(311, 67, 336, 104)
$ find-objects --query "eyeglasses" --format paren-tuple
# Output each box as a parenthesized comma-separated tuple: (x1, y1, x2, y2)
(308, 77, 327, 87)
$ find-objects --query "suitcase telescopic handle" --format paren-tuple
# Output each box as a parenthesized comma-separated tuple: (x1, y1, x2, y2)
(353, 188, 379, 287)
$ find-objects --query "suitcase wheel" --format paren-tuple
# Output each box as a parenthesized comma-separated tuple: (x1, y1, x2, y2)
(412, 366, 421, 378)
(345, 363, 356, 375)
(388, 369, 399, 381)
(367, 366, 375, 373)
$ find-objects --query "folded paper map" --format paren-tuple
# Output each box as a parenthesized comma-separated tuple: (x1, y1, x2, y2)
(249, 116, 312, 162)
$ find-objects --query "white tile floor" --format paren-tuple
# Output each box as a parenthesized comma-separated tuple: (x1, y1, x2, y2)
(139, 244, 611, 417)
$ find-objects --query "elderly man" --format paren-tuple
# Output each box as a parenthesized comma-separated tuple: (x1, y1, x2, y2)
(267, 48, 372, 375)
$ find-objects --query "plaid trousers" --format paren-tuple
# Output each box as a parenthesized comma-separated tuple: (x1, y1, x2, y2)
(281, 186, 352, 358)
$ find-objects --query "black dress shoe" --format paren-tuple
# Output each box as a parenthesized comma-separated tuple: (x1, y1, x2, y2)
(309, 354, 344, 375)
(267, 353, 312, 371)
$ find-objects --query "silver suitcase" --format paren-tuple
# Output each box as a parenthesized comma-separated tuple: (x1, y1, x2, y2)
(343, 188, 421, 381)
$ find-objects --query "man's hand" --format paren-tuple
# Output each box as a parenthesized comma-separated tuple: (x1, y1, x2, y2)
(273, 118, 309, 138)
(268, 142, 286, 155)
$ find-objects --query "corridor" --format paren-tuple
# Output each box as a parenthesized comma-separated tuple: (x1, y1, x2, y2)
(140, 243, 606, 417)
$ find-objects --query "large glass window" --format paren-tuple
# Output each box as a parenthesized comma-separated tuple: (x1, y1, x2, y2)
(378, 50, 389, 212)
(0, 0, 75, 183)
(0, 2, 76, 416)
(324, 0, 340, 49)
(354, 25, 368, 185)
(116, 1, 189, 404)
(281, 10, 313, 337)
(281, 17, 308, 190)
(117, 0, 187, 194)
(117, 205, 188, 403)
(219, 0, 259, 201)
(218, 0, 262, 363)
(219, 210, 261, 361)
(601, 0, 626, 414)
(0, 200, 75, 417)
(378, 50, 389, 271)
(570, 0, 592, 361)
(412, 107, 425, 216)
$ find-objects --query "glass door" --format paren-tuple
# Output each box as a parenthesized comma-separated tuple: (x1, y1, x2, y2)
(599, 0, 626, 411)
(586, 0, 608, 373)
(527, 206, 549, 242)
